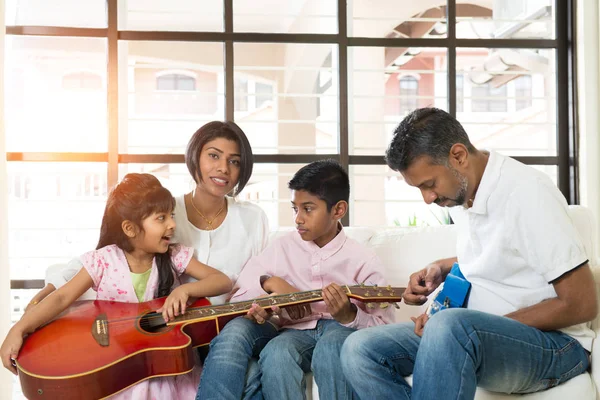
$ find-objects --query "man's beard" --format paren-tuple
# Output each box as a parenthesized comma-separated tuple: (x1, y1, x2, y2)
(434, 167, 468, 207)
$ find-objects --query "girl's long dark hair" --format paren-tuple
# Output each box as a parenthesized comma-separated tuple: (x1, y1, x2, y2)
(97, 173, 175, 297)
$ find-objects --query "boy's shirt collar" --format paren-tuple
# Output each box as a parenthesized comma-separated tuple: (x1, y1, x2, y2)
(294, 222, 347, 261)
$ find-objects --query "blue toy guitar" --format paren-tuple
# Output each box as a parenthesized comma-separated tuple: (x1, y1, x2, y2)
(426, 263, 471, 316)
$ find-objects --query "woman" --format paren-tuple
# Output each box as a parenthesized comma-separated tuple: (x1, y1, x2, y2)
(175, 121, 269, 304)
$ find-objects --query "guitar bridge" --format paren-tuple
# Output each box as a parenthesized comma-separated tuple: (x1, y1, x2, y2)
(92, 313, 109, 347)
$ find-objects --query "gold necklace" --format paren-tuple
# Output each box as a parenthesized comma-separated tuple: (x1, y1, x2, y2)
(189, 190, 226, 230)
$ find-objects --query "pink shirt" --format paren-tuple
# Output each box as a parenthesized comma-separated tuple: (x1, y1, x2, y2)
(231, 228, 395, 330)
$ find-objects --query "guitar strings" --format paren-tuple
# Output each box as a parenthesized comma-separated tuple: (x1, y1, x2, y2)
(102, 286, 400, 327)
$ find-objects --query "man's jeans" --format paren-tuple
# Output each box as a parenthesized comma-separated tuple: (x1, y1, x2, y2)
(341, 309, 589, 400)
(259, 319, 357, 400)
(196, 317, 278, 400)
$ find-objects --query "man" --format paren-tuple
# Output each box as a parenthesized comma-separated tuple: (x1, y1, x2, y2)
(340, 108, 597, 399)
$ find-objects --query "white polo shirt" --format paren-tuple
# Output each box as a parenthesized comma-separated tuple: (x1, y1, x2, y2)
(449, 151, 594, 350)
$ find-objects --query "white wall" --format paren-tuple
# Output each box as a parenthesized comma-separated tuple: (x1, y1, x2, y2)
(0, 0, 14, 396)
(577, 0, 600, 231)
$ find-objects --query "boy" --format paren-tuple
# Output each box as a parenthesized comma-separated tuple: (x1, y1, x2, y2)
(196, 159, 394, 400)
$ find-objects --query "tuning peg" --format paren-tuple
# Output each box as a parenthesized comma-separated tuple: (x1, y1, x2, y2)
(377, 292, 383, 297)
(366, 303, 375, 309)
(393, 303, 400, 309)
(379, 303, 389, 309)
(364, 291, 370, 296)
(387, 285, 392, 291)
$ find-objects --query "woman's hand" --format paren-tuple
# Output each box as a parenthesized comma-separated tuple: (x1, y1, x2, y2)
(1, 329, 24, 375)
(158, 286, 190, 323)
(323, 283, 356, 324)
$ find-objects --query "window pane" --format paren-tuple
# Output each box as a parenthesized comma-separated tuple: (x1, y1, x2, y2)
(349, 2, 447, 38)
(239, 164, 305, 228)
(350, 165, 451, 227)
(7, 163, 107, 281)
(119, 163, 195, 198)
(457, 48, 556, 156)
(119, 41, 225, 154)
(457, 0, 554, 39)
(234, 0, 337, 34)
(5, 36, 107, 152)
(350, 47, 447, 155)
(118, 0, 223, 32)
(234, 43, 338, 155)
(5, 0, 107, 28)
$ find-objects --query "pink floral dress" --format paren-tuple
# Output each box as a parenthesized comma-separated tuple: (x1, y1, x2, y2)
(81, 244, 201, 399)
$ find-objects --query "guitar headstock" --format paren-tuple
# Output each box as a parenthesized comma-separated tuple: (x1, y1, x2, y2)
(345, 285, 405, 303)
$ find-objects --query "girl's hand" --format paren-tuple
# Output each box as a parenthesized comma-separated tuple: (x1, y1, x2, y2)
(323, 283, 356, 324)
(1, 330, 24, 375)
(158, 286, 190, 323)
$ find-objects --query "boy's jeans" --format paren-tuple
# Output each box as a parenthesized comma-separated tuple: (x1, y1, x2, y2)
(197, 317, 278, 400)
(341, 309, 590, 400)
(259, 319, 357, 400)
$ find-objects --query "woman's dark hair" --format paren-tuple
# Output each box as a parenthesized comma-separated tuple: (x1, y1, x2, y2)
(288, 159, 349, 211)
(385, 107, 476, 172)
(185, 121, 253, 196)
(96, 173, 176, 297)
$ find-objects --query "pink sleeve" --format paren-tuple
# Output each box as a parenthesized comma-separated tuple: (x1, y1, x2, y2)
(79, 249, 106, 291)
(230, 242, 279, 302)
(170, 244, 194, 276)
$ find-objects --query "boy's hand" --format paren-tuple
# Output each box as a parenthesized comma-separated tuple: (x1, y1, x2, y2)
(323, 283, 356, 324)
(1, 329, 24, 375)
(245, 302, 273, 325)
(158, 286, 190, 323)
(411, 313, 429, 337)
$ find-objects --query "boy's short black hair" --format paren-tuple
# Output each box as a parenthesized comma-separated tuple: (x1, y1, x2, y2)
(288, 159, 349, 211)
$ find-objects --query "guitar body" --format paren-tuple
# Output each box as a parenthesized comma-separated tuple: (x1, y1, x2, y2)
(17, 297, 219, 400)
(15, 285, 404, 399)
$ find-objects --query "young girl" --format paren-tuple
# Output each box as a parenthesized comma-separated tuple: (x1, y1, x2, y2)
(0, 173, 233, 399)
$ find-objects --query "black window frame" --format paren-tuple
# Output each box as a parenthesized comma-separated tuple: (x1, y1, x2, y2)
(5, 0, 578, 289)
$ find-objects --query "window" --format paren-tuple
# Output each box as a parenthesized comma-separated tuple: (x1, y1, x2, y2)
(456, 74, 464, 113)
(156, 73, 196, 91)
(399, 76, 419, 115)
(4, 1, 576, 292)
(515, 75, 533, 111)
(234, 77, 249, 112)
(471, 82, 508, 113)
(62, 71, 102, 91)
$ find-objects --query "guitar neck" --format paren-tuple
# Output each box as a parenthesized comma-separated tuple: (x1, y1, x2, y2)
(170, 289, 326, 325)
(169, 285, 404, 326)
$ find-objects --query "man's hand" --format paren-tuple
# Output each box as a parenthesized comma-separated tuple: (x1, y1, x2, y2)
(411, 313, 429, 337)
(323, 283, 356, 324)
(403, 262, 445, 305)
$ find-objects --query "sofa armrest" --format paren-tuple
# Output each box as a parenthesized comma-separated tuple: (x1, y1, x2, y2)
(589, 267, 600, 398)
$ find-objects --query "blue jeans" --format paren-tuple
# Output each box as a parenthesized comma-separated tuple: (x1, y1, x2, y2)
(259, 319, 357, 400)
(196, 316, 279, 400)
(341, 309, 589, 400)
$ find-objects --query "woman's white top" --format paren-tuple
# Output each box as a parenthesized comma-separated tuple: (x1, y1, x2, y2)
(173, 195, 270, 305)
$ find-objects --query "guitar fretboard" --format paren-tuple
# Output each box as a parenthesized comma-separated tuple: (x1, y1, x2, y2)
(171, 289, 325, 324)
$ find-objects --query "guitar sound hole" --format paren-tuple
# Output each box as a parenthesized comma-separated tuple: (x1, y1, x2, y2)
(139, 312, 169, 334)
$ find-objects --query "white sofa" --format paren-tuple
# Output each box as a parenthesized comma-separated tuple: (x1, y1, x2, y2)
(302, 205, 600, 400)
(44, 206, 600, 399)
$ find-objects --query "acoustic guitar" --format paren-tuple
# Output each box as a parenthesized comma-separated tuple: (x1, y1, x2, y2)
(16, 285, 404, 400)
